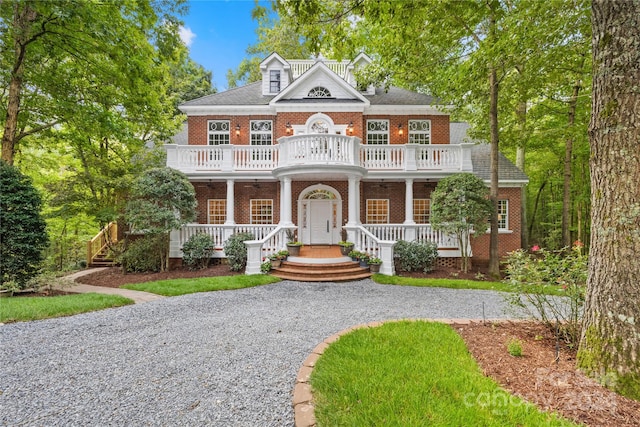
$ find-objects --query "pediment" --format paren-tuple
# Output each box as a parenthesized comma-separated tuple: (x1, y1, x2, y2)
(270, 62, 369, 105)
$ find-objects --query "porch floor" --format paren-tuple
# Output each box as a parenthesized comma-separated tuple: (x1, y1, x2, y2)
(289, 245, 350, 264)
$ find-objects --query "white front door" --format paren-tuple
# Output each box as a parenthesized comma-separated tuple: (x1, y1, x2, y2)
(309, 200, 333, 244)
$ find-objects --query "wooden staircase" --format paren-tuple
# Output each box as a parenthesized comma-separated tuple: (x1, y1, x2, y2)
(89, 247, 116, 267)
(271, 259, 372, 282)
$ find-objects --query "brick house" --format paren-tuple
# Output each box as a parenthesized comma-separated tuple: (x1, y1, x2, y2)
(165, 53, 528, 275)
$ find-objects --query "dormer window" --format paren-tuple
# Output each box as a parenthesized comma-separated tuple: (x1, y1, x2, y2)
(270, 70, 281, 93)
(307, 86, 332, 98)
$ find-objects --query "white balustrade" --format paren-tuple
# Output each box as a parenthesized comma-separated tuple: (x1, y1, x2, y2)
(166, 141, 472, 173)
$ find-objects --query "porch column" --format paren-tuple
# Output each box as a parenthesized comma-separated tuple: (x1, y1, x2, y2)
(225, 179, 235, 225)
(280, 177, 293, 225)
(404, 178, 415, 224)
(347, 176, 360, 226)
(404, 178, 417, 242)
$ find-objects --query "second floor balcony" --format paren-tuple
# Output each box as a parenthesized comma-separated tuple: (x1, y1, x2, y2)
(166, 134, 474, 175)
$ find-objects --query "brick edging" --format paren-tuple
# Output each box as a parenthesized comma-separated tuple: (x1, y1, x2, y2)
(292, 318, 505, 427)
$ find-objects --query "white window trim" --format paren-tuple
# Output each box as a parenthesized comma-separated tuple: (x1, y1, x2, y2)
(366, 198, 389, 224)
(250, 199, 273, 224)
(207, 199, 226, 224)
(250, 120, 273, 146)
(269, 70, 281, 93)
(366, 119, 389, 145)
(207, 120, 230, 145)
(498, 199, 509, 230)
(408, 119, 432, 144)
(413, 198, 431, 224)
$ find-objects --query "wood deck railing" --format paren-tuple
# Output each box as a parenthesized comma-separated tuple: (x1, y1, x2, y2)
(86, 222, 118, 266)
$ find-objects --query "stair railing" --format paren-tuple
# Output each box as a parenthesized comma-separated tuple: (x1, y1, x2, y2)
(244, 225, 293, 274)
(87, 222, 118, 266)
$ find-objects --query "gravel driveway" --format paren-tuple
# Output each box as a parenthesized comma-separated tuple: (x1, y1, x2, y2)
(1, 279, 513, 426)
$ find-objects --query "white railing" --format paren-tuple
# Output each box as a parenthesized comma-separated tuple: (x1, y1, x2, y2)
(363, 224, 406, 241)
(278, 134, 358, 165)
(166, 142, 474, 173)
(289, 59, 350, 78)
(363, 224, 458, 249)
(234, 146, 278, 170)
(244, 225, 292, 274)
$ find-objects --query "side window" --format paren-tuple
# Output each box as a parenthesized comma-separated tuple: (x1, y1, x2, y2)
(497, 200, 508, 230)
(250, 120, 273, 145)
(208, 199, 226, 224)
(208, 120, 230, 145)
(408, 120, 431, 144)
(366, 199, 389, 224)
(413, 199, 431, 224)
(250, 199, 273, 224)
(366, 120, 389, 144)
(270, 70, 280, 93)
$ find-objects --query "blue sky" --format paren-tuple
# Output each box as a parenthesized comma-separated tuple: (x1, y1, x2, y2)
(180, 0, 265, 91)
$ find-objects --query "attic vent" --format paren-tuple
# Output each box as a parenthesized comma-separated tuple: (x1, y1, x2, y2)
(307, 86, 332, 98)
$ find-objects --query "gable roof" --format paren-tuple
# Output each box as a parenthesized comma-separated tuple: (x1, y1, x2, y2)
(269, 61, 369, 105)
(366, 87, 436, 105)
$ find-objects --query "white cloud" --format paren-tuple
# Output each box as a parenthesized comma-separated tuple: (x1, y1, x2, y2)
(179, 26, 196, 47)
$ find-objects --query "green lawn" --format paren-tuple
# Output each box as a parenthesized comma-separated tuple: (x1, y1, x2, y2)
(311, 321, 577, 426)
(121, 274, 280, 296)
(372, 274, 567, 296)
(0, 293, 134, 323)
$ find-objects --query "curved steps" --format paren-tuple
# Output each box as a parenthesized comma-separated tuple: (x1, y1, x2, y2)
(271, 260, 372, 282)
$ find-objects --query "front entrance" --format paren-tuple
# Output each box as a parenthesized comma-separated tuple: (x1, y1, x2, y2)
(299, 185, 342, 245)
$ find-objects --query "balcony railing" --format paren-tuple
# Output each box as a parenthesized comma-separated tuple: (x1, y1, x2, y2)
(166, 137, 473, 173)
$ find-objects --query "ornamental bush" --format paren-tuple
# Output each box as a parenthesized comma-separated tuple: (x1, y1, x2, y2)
(394, 240, 438, 273)
(120, 235, 165, 273)
(503, 245, 587, 347)
(182, 233, 216, 270)
(223, 232, 255, 272)
(0, 161, 49, 290)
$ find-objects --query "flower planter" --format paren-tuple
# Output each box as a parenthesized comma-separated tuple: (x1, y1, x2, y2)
(339, 244, 354, 256)
(368, 263, 381, 273)
(271, 259, 282, 268)
(287, 244, 302, 256)
(359, 260, 368, 267)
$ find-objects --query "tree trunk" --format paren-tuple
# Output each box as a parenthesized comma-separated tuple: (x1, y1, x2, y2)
(562, 79, 582, 248)
(488, 65, 500, 277)
(1, 3, 38, 165)
(515, 87, 529, 250)
(578, 0, 640, 400)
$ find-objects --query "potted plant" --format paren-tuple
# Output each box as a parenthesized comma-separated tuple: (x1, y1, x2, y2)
(260, 259, 272, 273)
(358, 253, 370, 267)
(367, 256, 382, 273)
(285, 229, 303, 256)
(348, 250, 361, 262)
(338, 240, 355, 256)
(269, 254, 282, 268)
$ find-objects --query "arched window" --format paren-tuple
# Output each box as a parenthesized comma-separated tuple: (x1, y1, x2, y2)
(307, 86, 332, 98)
(303, 189, 336, 200)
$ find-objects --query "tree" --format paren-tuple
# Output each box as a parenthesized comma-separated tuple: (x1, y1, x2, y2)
(226, 4, 312, 88)
(125, 167, 196, 272)
(577, 1, 640, 400)
(430, 173, 493, 273)
(0, 160, 48, 290)
(0, 0, 186, 165)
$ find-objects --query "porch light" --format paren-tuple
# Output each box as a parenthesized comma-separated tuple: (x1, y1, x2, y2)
(398, 123, 403, 135)
(286, 122, 292, 134)
(235, 124, 241, 136)
(348, 122, 354, 134)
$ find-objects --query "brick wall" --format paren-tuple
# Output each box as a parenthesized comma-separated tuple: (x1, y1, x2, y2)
(470, 187, 523, 263)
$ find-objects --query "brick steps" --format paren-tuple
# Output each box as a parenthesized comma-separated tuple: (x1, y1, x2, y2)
(271, 260, 372, 282)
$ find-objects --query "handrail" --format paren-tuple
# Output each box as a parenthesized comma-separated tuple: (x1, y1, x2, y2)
(87, 222, 118, 266)
(244, 225, 293, 274)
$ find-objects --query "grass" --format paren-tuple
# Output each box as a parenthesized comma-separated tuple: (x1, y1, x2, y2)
(0, 293, 134, 323)
(311, 321, 577, 426)
(372, 274, 568, 296)
(121, 274, 281, 296)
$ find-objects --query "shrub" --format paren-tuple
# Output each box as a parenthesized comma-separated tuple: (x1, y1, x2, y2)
(394, 240, 438, 273)
(182, 233, 216, 270)
(0, 161, 49, 290)
(503, 245, 587, 347)
(120, 235, 165, 273)
(223, 232, 254, 272)
(507, 338, 523, 357)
